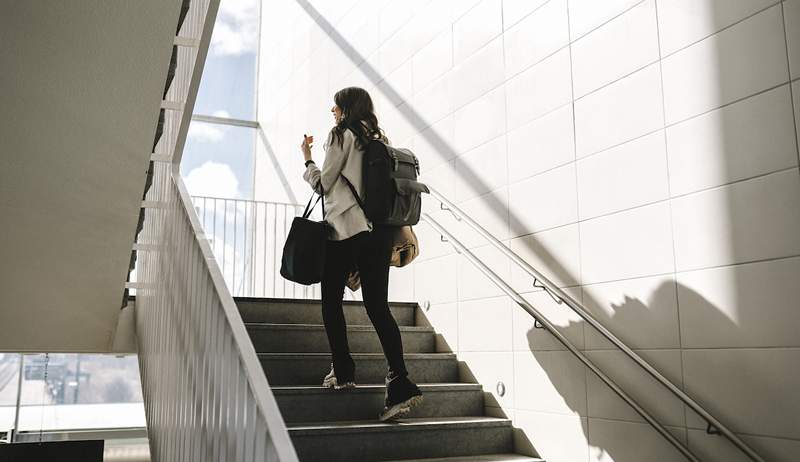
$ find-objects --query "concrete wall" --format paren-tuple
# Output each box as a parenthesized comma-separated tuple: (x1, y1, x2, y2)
(255, 1, 800, 460)
(0, 1, 182, 352)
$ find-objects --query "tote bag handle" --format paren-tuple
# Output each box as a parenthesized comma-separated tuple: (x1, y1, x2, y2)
(302, 184, 325, 219)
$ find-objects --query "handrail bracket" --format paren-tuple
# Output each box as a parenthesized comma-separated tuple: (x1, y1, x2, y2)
(533, 278, 563, 305)
(440, 202, 462, 221)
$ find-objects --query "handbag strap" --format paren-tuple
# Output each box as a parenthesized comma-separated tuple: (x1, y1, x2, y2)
(302, 184, 325, 219)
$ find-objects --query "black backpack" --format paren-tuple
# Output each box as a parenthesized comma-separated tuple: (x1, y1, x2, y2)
(346, 139, 429, 226)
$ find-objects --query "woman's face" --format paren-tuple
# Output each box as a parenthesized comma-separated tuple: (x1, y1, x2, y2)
(331, 104, 343, 123)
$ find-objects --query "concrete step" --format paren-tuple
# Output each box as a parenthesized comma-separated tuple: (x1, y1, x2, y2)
(259, 352, 459, 386)
(246, 323, 436, 353)
(288, 417, 514, 462)
(236, 297, 417, 326)
(386, 455, 544, 462)
(272, 383, 484, 423)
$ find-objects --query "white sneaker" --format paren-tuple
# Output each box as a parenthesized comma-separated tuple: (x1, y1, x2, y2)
(378, 394, 423, 421)
(378, 372, 423, 421)
(322, 363, 356, 390)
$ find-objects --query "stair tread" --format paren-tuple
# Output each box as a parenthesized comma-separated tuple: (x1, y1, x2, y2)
(384, 454, 544, 462)
(288, 416, 511, 435)
(271, 383, 482, 394)
(235, 296, 417, 307)
(246, 322, 433, 332)
(259, 352, 454, 359)
(237, 297, 417, 326)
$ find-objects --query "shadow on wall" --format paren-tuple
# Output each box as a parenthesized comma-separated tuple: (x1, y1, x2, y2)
(524, 281, 766, 461)
(291, 1, 799, 461)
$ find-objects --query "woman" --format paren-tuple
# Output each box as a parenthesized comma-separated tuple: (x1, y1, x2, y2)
(300, 87, 423, 421)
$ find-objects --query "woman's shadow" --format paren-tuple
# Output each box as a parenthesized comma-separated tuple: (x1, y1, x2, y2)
(519, 280, 761, 462)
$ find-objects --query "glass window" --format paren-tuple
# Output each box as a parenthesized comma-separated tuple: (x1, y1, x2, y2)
(181, 122, 257, 200)
(0, 354, 22, 436)
(14, 354, 145, 433)
(194, 0, 260, 120)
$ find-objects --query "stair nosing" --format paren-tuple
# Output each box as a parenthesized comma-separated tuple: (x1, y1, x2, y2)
(383, 455, 544, 462)
(234, 296, 418, 308)
(287, 416, 512, 436)
(245, 322, 433, 332)
(271, 383, 482, 394)
(258, 352, 455, 359)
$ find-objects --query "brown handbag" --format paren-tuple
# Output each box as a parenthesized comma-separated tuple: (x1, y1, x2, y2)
(345, 226, 419, 291)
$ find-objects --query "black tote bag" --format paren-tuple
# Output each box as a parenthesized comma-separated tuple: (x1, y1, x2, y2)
(279, 191, 329, 285)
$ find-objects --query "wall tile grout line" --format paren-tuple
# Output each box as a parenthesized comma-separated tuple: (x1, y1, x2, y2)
(572, 57, 662, 103)
(409, 4, 795, 151)
(497, 165, 799, 243)
(567, 346, 800, 352)
(657, 0, 783, 61)
(498, 0, 521, 417)
(780, 2, 800, 171)
(502, 0, 556, 33)
(571, 79, 799, 169)
(419, 162, 798, 283)
(437, 249, 800, 294)
(506, 342, 800, 352)
(422, 75, 797, 183)
(273, 0, 367, 91)
(377, 0, 499, 96)
(413, 0, 647, 125)
(578, 414, 800, 442)
(650, 0, 691, 436)
(498, 410, 800, 437)
(564, 0, 593, 450)
(568, 0, 648, 44)
(398, 0, 780, 116)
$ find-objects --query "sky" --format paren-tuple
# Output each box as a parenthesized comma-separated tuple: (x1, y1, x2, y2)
(181, 0, 260, 200)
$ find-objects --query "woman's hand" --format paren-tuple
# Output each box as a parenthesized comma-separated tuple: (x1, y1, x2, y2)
(301, 134, 314, 162)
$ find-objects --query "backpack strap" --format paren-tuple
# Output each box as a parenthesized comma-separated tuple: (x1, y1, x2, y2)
(342, 174, 366, 212)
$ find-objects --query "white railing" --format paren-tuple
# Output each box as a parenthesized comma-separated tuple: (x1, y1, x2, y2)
(190, 196, 320, 299)
(135, 162, 298, 462)
(131, 0, 299, 459)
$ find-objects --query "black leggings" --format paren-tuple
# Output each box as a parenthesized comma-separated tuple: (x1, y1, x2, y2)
(321, 226, 407, 380)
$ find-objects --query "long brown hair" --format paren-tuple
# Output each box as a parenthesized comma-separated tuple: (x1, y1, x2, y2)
(331, 87, 385, 149)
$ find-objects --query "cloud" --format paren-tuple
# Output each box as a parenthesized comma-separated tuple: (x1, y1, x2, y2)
(210, 0, 259, 56)
(184, 161, 240, 198)
(188, 122, 225, 142)
(212, 110, 232, 119)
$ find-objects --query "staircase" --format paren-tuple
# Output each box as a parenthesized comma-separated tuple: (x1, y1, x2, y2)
(236, 297, 543, 462)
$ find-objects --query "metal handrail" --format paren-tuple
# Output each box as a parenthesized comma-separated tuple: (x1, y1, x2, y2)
(424, 187, 765, 462)
(191, 195, 302, 208)
(422, 213, 700, 462)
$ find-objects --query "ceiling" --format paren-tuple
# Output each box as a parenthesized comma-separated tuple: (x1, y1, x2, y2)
(0, 1, 183, 351)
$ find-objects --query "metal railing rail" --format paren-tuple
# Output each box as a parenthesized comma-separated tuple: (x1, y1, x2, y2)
(189, 195, 318, 299)
(424, 187, 765, 462)
(135, 162, 299, 462)
(187, 195, 368, 301)
(423, 213, 702, 461)
(131, 0, 299, 459)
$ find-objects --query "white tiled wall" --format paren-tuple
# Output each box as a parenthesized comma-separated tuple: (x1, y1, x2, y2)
(255, 1, 800, 461)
